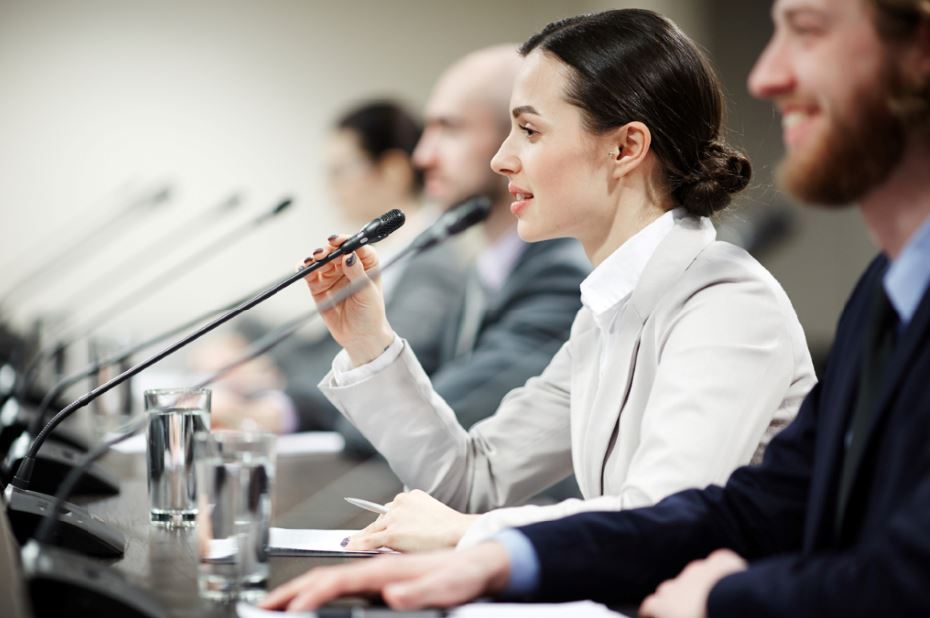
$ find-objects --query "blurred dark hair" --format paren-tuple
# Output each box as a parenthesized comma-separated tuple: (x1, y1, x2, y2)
(520, 9, 751, 217)
(336, 100, 424, 190)
(871, 0, 930, 133)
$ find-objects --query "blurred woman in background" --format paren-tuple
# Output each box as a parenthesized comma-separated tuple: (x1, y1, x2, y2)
(196, 100, 465, 442)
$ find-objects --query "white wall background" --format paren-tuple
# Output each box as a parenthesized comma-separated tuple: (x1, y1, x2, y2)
(0, 0, 704, 348)
(0, 0, 873, 367)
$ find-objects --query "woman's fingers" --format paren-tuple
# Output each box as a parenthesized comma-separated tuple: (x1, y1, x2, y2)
(345, 528, 392, 551)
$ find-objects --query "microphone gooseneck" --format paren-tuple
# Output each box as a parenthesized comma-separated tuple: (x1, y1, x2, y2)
(31, 198, 487, 548)
(11, 208, 406, 491)
(0, 184, 173, 307)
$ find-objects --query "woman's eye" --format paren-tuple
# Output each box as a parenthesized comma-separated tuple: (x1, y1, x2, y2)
(519, 125, 538, 137)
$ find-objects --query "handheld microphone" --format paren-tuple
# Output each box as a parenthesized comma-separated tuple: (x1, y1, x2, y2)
(3, 209, 405, 557)
(22, 195, 487, 558)
(0, 208, 403, 492)
(200, 196, 492, 389)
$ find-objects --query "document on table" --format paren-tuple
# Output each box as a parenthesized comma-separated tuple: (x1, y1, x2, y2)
(237, 601, 628, 617)
(268, 527, 398, 557)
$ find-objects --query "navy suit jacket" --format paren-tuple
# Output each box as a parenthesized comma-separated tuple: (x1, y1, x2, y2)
(517, 255, 930, 617)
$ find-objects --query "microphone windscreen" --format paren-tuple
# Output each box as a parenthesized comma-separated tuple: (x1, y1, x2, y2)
(270, 197, 294, 216)
(379, 209, 406, 236)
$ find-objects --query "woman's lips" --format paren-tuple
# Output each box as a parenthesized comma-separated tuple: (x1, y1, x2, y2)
(510, 192, 533, 216)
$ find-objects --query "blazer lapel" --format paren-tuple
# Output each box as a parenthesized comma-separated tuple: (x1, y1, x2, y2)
(579, 216, 717, 495)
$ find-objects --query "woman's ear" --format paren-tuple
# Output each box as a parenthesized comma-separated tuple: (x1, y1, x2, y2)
(607, 121, 652, 179)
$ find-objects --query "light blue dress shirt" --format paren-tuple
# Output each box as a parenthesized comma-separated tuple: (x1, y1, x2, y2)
(495, 213, 930, 598)
(884, 213, 930, 328)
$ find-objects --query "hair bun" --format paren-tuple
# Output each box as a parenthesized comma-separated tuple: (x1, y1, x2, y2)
(674, 141, 752, 217)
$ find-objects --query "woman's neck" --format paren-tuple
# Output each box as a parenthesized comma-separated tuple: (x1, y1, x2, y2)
(585, 186, 669, 267)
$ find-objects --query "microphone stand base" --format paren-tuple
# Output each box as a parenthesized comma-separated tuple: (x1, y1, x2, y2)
(5, 486, 125, 557)
(22, 541, 165, 618)
(4, 440, 119, 496)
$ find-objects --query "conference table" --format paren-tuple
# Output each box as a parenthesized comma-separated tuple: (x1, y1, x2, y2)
(78, 442, 406, 617)
(76, 439, 638, 617)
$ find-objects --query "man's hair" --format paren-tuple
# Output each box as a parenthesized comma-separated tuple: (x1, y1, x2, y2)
(871, 0, 930, 132)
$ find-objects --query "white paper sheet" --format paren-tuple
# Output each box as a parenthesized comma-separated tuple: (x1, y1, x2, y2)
(109, 430, 345, 456)
(450, 601, 628, 617)
(268, 527, 396, 556)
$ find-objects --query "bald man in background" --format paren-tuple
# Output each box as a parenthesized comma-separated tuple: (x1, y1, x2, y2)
(333, 46, 589, 456)
(204, 46, 587, 458)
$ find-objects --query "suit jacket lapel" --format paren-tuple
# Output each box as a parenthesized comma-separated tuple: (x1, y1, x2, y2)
(831, 279, 930, 538)
(803, 281, 874, 549)
(578, 216, 717, 495)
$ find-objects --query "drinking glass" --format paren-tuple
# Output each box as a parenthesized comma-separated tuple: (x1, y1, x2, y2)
(145, 388, 211, 527)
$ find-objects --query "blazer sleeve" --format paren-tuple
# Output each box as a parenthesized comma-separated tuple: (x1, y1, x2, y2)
(707, 467, 930, 618)
(515, 381, 820, 605)
(320, 336, 576, 513)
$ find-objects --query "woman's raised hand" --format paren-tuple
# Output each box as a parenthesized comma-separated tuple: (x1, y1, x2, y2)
(301, 234, 396, 367)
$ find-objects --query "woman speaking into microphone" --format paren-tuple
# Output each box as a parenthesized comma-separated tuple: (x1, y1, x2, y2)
(293, 9, 815, 557)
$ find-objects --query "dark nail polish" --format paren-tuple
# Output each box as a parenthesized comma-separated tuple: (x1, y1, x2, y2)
(346, 254, 356, 267)
(313, 247, 323, 255)
(328, 235, 338, 242)
(340, 537, 349, 547)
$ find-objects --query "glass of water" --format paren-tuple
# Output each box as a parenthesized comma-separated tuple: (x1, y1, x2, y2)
(194, 430, 275, 602)
(145, 388, 211, 528)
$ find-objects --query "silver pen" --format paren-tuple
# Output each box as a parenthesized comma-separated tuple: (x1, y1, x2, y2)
(344, 496, 389, 515)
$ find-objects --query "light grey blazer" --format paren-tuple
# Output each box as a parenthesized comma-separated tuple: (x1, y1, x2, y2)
(321, 215, 817, 514)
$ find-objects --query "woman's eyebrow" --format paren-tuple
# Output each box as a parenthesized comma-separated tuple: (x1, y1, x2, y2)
(512, 105, 540, 118)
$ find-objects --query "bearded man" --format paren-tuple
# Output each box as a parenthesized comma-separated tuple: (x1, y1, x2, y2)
(262, 1, 930, 615)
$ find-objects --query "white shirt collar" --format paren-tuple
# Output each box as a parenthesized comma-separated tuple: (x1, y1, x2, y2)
(580, 208, 684, 321)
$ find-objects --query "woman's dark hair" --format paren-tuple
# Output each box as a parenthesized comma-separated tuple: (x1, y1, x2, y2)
(520, 9, 751, 216)
(336, 100, 424, 190)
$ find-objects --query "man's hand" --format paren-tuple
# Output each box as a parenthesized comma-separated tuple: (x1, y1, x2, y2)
(639, 549, 747, 618)
(260, 542, 511, 611)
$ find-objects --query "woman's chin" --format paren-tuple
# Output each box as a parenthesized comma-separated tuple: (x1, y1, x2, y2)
(516, 220, 545, 243)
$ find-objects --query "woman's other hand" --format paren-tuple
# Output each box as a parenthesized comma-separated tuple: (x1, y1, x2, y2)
(345, 489, 480, 553)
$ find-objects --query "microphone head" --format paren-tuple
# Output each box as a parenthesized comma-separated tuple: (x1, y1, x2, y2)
(146, 185, 173, 208)
(219, 193, 243, 213)
(379, 209, 406, 236)
(445, 196, 491, 235)
(364, 208, 406, 244)
(270, 197, 294, 217)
